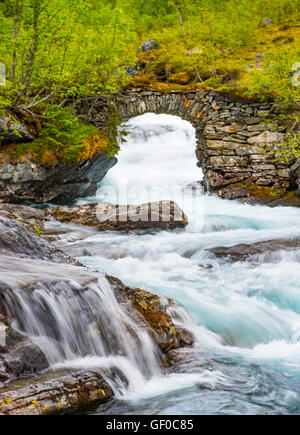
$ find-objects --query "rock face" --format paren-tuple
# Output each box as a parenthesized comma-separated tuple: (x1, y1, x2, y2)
(47, 200, 188, 231)
(76, 90, 298, 203)
(0, 152, 117, 204)
(290, 159, 300, 195)
(0, 203, 48, 234)
(142, 39, 159, 52)
(0, 215, 79, 264)
(207, 239, 300, 262)
(0, 116, 33, 147)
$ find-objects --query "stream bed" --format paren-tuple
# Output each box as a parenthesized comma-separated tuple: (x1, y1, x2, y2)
(52, 113, 300, 415)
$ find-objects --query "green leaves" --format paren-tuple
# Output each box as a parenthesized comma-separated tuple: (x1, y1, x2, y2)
(0, 0, 138, 107)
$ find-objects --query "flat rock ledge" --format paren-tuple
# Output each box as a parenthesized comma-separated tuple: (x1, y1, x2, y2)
(47, 200, 188, 231)
(207, 239, 300, 262)
(0, 370, 113, 415)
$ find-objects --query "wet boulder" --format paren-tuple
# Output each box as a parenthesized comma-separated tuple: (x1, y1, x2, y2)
(0, 203, 47, 234)
(0, 325, 49, 387)
(0, 289, 48, 387)
(0, 215, 80, 265)
(207, 239, 300, 262)
(47, 200, 188, 231)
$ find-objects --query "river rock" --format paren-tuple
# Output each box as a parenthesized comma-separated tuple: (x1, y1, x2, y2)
(142, 39, 159, 52)
(207, 239, 300, 262)
(0, 203, 47, 234)
(0, 321, 49, 387)
(0, 279, 49, 387)
(220, 187, 250, 200)
(0, 215, 80, 265)
(47, 200, 188, 231)
(218, 184, 300, 207)
(0, 214, 194, 414)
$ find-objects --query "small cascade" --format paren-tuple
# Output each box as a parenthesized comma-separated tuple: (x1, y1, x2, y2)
(0, 255, 162, 396)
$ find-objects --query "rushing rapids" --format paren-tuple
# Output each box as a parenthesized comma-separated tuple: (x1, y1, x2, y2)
(2, 113, 300, 414)
(49, 113, 300, 414)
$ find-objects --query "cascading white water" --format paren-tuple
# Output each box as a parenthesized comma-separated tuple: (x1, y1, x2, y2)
(3, 113, 300, 413)
(0, 255, 165, 396)
(49, 113, 300, 414)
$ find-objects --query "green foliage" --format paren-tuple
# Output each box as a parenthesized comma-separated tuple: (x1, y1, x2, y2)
(0, 0, 299, 161)
(14, 106, 116, 163)
(275, 130, 300, 163)
(0, 0, 299, 109)
(0, 0, 137, 108)
(261, 113, 300, 164)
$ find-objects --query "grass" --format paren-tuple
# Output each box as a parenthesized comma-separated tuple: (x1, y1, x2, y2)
(1, 106, 119, 165)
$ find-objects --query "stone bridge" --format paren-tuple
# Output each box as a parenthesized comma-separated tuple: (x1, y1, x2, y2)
(0, 89, 295, 205)
(78, 89, 291, 200)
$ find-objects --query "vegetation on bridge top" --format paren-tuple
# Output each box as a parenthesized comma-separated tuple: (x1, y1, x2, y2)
(0, 0, 299, 163)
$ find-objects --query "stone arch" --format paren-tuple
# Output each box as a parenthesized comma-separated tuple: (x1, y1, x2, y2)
(79, 90, 292, 199)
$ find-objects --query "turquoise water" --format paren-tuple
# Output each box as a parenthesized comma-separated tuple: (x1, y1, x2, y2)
(56, 114, 300, 414)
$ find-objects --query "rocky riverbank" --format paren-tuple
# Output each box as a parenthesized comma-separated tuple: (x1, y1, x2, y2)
(1, 90, 299, 207)
(0, 209, 193, 415)
(47, 200, 188, 231)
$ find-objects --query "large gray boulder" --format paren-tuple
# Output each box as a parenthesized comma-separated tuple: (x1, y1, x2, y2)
(207, 239, 300, 262)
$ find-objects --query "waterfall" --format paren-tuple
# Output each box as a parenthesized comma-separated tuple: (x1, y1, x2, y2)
(3, 113, 300, 414)
(0, 255, 162, 396)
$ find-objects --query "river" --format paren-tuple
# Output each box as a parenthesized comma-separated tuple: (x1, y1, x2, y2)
(46, 113, 300, 414)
